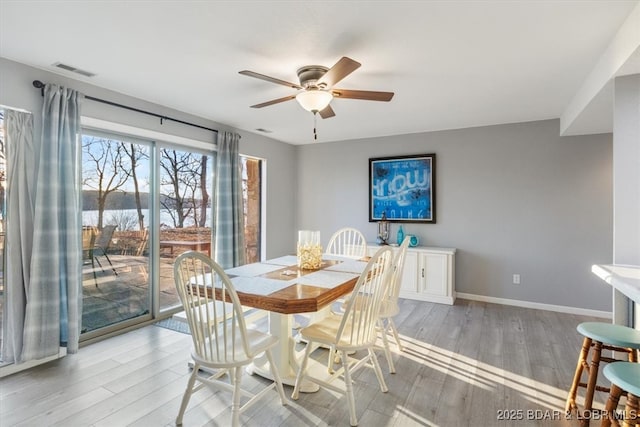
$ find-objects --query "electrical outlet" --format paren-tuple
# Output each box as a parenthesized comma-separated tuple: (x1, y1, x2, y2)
(513, 274, 521, 285)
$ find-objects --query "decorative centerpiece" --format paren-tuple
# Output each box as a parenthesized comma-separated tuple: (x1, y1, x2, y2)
(297, 230, 323, 270)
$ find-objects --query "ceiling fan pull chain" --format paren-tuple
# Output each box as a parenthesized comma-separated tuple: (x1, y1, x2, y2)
(313, 111, 318, 140)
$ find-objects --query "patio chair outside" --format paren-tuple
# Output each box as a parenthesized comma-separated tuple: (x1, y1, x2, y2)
(82, 226, 98, 286)
(92, 225, 118, 278)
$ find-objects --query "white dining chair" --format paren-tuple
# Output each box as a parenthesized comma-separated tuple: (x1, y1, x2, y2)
(377, 236, 410, 373)
(326, 227, 368, 259)
(295, 227, 369, 337)
(173, 251, 287, 427)
(291, 246, 394, 427)
(326, 227, 368, 306)
(329, 236, 410, 374)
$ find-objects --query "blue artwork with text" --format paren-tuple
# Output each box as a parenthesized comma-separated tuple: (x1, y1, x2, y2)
(371, 157, 432, 220)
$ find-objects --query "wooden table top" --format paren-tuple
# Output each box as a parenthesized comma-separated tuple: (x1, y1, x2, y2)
(200, 258, 363, 314)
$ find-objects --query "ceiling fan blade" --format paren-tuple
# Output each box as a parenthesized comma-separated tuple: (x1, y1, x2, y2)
(317, 57, 361, 88)
(250, 95, 296, 108)
(319, 104, 336, 119)
(331, 89, 394, 102)
(239, 70, 303, 89)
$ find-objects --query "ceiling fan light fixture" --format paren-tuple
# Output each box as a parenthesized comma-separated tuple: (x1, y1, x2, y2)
(295, 90, 333, 113)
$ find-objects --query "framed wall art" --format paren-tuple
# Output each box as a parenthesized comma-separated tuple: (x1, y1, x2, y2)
(369, 153, 436, 223)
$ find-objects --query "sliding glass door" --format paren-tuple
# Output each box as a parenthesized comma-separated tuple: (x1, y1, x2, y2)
(79, 128, 263, 338)
(158, 145, 213, 312)
(0, 111, 5, 356)
(80, 133, 152, 335)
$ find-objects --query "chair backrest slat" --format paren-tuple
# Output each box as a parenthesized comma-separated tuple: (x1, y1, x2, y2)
(385, 236, 410, 307)
(337, 246, 394, 346)
(326, 227, 367, 259)
(174, 251, 250, 363)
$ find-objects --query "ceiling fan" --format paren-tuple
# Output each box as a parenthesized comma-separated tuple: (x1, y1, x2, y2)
(239, 57, 394, 138)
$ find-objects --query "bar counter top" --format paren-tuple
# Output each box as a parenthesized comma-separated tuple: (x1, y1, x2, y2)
(592, 264, 640, 303)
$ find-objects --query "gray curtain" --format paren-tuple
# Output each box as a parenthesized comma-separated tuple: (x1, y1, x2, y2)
(212, 131, 245, 268)
(2, 110, 35, 364)
(21, 84, 84, 360)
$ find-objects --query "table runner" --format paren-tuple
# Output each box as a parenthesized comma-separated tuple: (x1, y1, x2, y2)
(230, 276, 293, 295)
(325, 260, 368, 274)
(225, 262, 283, 277)
(263, 255, 298, 266)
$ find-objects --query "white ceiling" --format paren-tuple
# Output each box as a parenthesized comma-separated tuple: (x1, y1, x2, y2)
(1, 1, 638, 145)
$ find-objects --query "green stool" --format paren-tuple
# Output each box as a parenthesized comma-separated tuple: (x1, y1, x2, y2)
(565, 322, 640, 425)
(601, 362, 640, 427)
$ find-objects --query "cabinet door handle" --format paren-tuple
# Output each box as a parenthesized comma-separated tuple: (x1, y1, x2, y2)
(421, 268, 425, 278)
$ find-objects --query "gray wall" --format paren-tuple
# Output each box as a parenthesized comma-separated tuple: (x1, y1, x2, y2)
(0, 58, 297, 259)
(1, 58, 615, 312)
(613, 74, 640, 326)
(613, 74, 640, 266)
(297, 119, 613, 311)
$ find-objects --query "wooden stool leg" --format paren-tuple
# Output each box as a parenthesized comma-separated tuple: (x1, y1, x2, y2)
(622, 393, 639, 427)
(567, 337, 593, 414)
(583, 341, 604, 425)
(601, 383, 623, 427)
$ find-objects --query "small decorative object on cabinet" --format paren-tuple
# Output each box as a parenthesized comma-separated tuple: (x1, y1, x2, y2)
(368, 244, 456, 305)
(408, 235, 419, 247)
(397, 225, 404, 245)
(377, 212, 390, 245)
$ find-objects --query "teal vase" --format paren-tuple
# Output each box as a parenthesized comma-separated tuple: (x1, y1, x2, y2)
(397, 225, 404, 245)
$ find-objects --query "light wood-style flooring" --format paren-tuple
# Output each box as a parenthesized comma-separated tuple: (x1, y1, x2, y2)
(0, 299, 612, 426)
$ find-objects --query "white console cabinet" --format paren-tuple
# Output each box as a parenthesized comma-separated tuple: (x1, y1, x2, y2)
(368, 245, 456, 305)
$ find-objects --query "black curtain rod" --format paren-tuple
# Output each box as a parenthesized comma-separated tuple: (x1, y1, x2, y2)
(32, 80, 218, 134)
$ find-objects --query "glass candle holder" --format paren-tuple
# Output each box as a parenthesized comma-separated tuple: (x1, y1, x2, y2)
(297, 230, 322, 270)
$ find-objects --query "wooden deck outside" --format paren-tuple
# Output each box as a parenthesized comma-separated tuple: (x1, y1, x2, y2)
(81, 254, 178, 334)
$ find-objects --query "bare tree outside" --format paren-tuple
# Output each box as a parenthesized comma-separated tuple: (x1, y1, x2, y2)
(107, 210, 139, 232)
(82, 137, 133, 229)
(160, 148, 208, 228)
(123, 143, 149, 230)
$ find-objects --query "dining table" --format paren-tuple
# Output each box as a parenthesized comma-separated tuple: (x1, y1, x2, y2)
(200, 254, 370, 392)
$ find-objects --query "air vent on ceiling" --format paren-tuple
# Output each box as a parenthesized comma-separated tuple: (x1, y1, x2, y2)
(52, 62, 96, 78)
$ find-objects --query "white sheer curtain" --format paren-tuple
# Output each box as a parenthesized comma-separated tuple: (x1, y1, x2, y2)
(2, 110, 35, 364)
(21, 84, 84, 360)
(212, 131, 245, 268)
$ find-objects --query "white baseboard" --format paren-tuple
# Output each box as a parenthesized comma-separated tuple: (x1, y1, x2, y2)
(456, 292, 612, 319)
(0, 347, 67, 378)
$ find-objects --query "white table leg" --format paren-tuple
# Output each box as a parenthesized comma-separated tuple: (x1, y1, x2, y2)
(246, 311, 320, 393)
